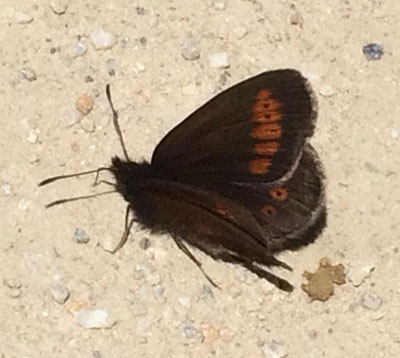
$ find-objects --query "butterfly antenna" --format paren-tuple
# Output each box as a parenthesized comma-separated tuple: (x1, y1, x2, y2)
(39, 168, 111, 187)
(45, 190, 116, 208)
(106, 84, 130, 161)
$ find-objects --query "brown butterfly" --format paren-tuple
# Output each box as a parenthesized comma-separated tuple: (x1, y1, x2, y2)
(40, 69, 326, 292)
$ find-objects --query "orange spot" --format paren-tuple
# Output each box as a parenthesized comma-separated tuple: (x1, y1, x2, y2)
(253, 141, 279, 156)
(216, 201, 234, 220)
(249, 158, 272, 174)
(256, 89, 272, 100)
(251, 123, 282, 140)
(251, 99, 281, 113)
(251, 92, 282, 123)
(262, 205, 276, 217)
(269, 187, 288, 201)
(250, 110, 282, 123)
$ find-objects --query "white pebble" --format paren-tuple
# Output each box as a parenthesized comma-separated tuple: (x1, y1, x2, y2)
(99, 234, 117, 252)
(27, 131, 38, 144)
(370, 310, 385, 321)
(181, 34, 201, 61)
(209, 52, 230, 69)
(15, 11, 33, 24)
(213, 1, 226, 10)
(319, 84, 335, 97)
(136, 62, 146, 72)
(360, 292, 382, 311)
(233, 26, 248, 39)
(71, 42, 87, 58)
(18, 199, 31, 210)
(136, 317, 151, 332)
(50, 284, 70, 304)
(178, 296, 191, 308)
(262, 340, 288, 358)
(90, 29, 116, 50)
(1, 183, 11, 195)
(391, 129, 399, 139)
(76, 308, 112, 328)
(74, 228, 90, 244)
(20, 67, 37, 81)
(49, 0, 69, 15)
(348, 265, 374, 287)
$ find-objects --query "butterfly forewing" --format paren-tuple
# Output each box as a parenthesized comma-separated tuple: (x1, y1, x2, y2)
(152, 69, 317, 184)
(133, 178, 294, 290)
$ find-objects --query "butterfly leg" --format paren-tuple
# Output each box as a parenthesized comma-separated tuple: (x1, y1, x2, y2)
(242, 261, 294, 292)
(172, 237, 219, 288)
(215, 252, 293, 292)
(111, 204, 135, 254)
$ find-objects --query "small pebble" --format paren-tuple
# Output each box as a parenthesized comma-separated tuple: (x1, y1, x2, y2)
(15, 11, 33, 24)
(50, 284, 70, 304)
(120, 37, 129, 47)
(20, 67, 37, 82)
(18, 199, 31, 210)
(136, 317, 151, 332)
(67, 299, 90, 315)
(370, 310, 385, 321)
(84, 75, 94, 83)
(76, 308, 112, 329)
(201, 324, 219, 343)
(139, 238, 151, 250)
(209, 52, 230, 69)
(90, 29, 116, 50)
(183, 322, 202, 339)
(131, 304, 148, 317)
(1, 183, 12, 195)
(93, 351, 102, 358)
(4, 278, 22, 289)
(178, 296, 191, 308)
(233, 26, 248, 40)
(147, 272, 161, 286)
(71, 42, 87, 58)
(139, 36, 147, 46)
(97, 235, 114, 252)
(348, 265, 374, 287)
(290, 11, 304, 27)
(136, 62, 146, 73)
(152, 284, 164, 297)
(319, 84, 335, 97)
(27, 131, 38, 144)
(391, 129, 399, 139)
(106, 58, 116, 76)
(213, 0, 226, 10)
(181, 34, 201, 61)
(360, 292, 383, 311)
(363, 43, 384, 61)
(262, 340, 288, 358)
(75, 93, 94, 115)
(50, 0, 69, 15)
(74, 228, 90, 243)
(9, 289, 22, 298)
(136, 7, 146, 15)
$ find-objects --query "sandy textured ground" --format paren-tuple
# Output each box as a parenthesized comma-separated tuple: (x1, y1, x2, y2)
(1, 0, 399, 357)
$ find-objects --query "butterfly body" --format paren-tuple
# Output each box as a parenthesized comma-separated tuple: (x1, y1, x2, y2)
(42, 69, 326, 292)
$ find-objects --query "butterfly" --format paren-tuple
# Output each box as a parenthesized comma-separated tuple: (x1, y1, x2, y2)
(40, 69, 326, 292)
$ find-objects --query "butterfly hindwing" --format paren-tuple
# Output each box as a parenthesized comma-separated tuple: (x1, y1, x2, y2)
(210, 145, 326, 253)
(152, 69, 317, 183)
